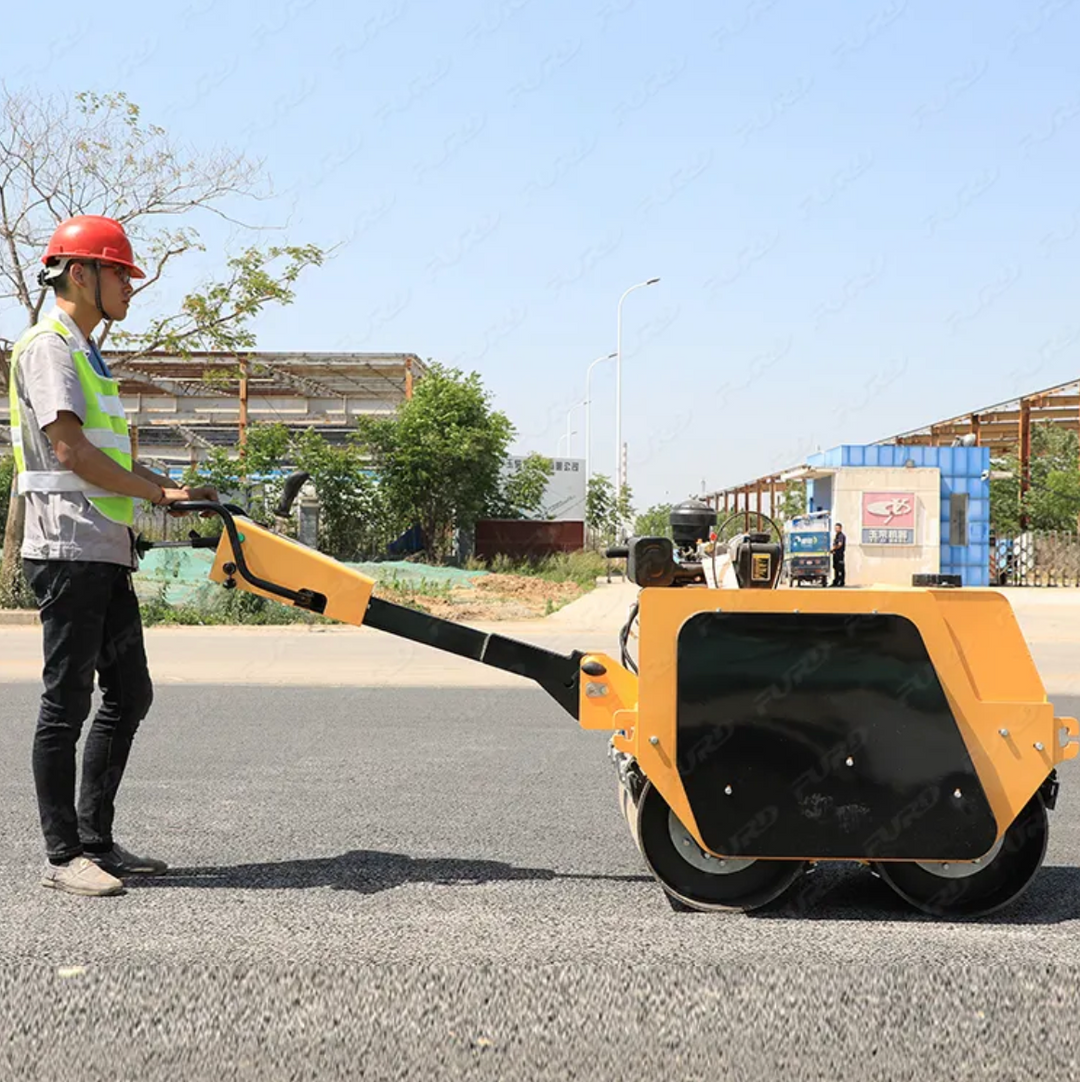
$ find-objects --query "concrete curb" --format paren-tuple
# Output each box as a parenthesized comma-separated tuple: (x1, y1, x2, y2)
(0, 610, 38, 625)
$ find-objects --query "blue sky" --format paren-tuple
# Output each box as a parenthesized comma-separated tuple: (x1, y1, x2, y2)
(4, 0, 1080, 508)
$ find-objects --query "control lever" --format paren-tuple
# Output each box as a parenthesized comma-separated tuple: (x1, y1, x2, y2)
(275, 471, 310, 518)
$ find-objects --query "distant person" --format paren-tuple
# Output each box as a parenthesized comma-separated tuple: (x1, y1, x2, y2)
(831, 522, 846, 587)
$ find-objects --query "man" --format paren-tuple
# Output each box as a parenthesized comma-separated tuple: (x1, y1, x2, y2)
(8, 215, 217, 897)
(831, 522, 846, 587)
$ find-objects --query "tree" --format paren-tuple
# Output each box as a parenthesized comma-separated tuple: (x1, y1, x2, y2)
(356, 363, 514, 562)
(0, 88, 323, 606)
(485, 452, 554, 519)
(180, 421, 293, 527)
(586, 474, 616, 546)
(634, 502, 672, 538)
(290, 428, 397, 561)
(776, 483, 807, 523)
(586, 474, 634, 547)
(991, 425, 1080, 534)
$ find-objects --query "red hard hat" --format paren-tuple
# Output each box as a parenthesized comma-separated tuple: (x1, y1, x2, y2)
(42, 215, 146, 278)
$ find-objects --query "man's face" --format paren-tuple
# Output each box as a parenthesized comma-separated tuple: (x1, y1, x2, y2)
(96, 262, 134, 320)
(70, 260, 134, 320)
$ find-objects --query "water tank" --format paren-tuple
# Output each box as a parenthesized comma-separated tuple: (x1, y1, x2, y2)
(669, 499, 716, 548)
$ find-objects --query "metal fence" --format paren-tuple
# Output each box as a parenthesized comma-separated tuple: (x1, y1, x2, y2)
(990, 531, 1080, 587)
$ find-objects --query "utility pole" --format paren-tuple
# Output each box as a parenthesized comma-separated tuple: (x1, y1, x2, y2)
(238, 357, 249, 451)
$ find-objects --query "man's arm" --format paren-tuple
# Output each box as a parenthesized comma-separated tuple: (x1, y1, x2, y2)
(132, 460, 219, 509)
(43, 412, 184, 504)
(133, 461, 175, 491)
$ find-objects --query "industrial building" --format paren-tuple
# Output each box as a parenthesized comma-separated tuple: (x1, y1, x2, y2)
(0, 348, 425, 473)
(704, 375, 1080, 588)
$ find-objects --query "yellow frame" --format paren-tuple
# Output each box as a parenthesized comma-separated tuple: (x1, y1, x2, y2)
(580, 585, 1078, 861)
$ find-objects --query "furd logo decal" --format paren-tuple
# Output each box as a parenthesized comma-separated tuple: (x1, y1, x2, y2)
(862, 491, 915, 545)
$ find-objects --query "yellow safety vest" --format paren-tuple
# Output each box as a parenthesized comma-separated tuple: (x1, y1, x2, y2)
(7, 317, 134, 526)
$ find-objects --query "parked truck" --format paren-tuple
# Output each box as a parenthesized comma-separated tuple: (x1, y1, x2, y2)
(782, 510, 832, 587)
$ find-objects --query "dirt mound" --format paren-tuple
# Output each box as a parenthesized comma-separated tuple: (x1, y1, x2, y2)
(374, 572, 586, 622)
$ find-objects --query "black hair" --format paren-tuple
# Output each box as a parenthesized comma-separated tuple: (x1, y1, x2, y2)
(49, 264, 74, 298)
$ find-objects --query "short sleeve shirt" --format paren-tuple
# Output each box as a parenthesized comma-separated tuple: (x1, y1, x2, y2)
(834, 531, 846, 554)
(13, 306, 135, 568)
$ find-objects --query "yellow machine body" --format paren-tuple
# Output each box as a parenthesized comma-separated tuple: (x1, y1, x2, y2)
(197, 508, 1076, 913)
(208, 518, 375, 625)
(579, 584, 1078, 863)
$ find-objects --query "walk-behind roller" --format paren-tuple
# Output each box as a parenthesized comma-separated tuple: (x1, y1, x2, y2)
(145, 486, 1078, 919)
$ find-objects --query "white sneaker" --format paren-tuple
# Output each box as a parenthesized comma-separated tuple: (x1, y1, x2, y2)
(41, 856, 124, 897)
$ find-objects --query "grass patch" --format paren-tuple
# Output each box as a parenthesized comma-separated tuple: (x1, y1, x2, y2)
(464, 549, 608, 589)
(370, 569, 454, 615)
(139, 582, 333, 627)
(139, 567, 452, 625)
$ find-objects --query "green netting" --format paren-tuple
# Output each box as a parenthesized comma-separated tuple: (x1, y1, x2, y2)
(133, 550, 488, 607)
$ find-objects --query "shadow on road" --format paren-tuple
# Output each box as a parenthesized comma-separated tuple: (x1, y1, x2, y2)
(129, 849, 652, 895)
(748, 863, 1080, 925)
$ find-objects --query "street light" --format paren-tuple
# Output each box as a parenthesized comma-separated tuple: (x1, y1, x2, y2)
(563, 400, 586, 457)
(615, 277, 660, 499)
(584, 351, 617, 488)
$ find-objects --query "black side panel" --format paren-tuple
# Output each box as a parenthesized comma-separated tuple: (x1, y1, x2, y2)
(675, 612, 998, 859)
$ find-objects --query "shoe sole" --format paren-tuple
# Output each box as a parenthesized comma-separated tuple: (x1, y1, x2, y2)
(41, 878, 124, 897)
(92, 865, 168, 877)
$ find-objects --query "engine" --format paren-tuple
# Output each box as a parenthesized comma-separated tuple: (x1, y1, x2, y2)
(606, 499, 783, 591)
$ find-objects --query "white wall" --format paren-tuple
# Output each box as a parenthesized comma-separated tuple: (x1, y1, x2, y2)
(832, 467, 940, 586)
(505, 456, 586, 521)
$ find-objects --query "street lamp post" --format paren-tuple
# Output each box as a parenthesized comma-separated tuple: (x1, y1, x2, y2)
(584, 351, 617, 489)
(563, 400, 585, 458)
(615, 277, 660, 503)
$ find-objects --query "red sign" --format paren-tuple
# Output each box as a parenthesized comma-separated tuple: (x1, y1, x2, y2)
(862, 492, 915, 529)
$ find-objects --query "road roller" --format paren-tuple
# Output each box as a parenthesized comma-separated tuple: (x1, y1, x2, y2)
(144, 481, 1078, 918)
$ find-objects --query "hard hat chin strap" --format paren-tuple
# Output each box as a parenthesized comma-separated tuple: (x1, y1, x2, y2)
(90, 261, 118, 325)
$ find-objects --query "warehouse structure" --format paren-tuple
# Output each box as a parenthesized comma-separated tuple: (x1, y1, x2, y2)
(705, 374, 1080, 526)
(0, 348, 425, 473)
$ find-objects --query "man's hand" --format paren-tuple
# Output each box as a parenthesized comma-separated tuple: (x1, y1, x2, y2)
(164, 484, 220, 518)
(156, 487, 193, 516)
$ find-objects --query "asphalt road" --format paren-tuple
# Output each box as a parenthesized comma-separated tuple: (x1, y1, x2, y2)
(3, 683, 1080, 1081)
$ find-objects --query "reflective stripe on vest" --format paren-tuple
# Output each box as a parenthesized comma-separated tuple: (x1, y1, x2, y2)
(7, 317, 134, 526)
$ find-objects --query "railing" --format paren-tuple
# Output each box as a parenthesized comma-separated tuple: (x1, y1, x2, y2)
(990, 531, 1080, 587)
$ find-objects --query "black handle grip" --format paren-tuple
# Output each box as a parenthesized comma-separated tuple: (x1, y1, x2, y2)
(275, 471, 310, 517)
(605, 546, 629, 559)
(169, 500, 249, 516)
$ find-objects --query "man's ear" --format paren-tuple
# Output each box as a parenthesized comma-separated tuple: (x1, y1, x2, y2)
(67, 261, 87, 290)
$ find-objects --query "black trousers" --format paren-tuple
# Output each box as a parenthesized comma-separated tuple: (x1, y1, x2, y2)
(832, 555, 846, 586)
(23, 559, 154, 863)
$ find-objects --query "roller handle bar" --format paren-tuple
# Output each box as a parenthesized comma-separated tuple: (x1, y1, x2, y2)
(165, 500, 325, 612)
(144, 500, 585, 718)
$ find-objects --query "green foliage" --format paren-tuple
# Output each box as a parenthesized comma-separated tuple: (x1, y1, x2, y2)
(466, 549, 606, 588)
(291, 428, 397, 560)
(139, 581, 331, 627)
(634, 502, 673, 538)
(777, 484, 808, 523)
(0, 454, 13, 531)
(180, 422, 401, 560)
(486, 452, 554, 519)
(113, 245, 325, 358)
(179, 422, 294, 534)
(356, 363, 515, 560)
(371, 569, 453, 614)
(991, 425, 1080, 534)
(586, 474, 635, 546)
